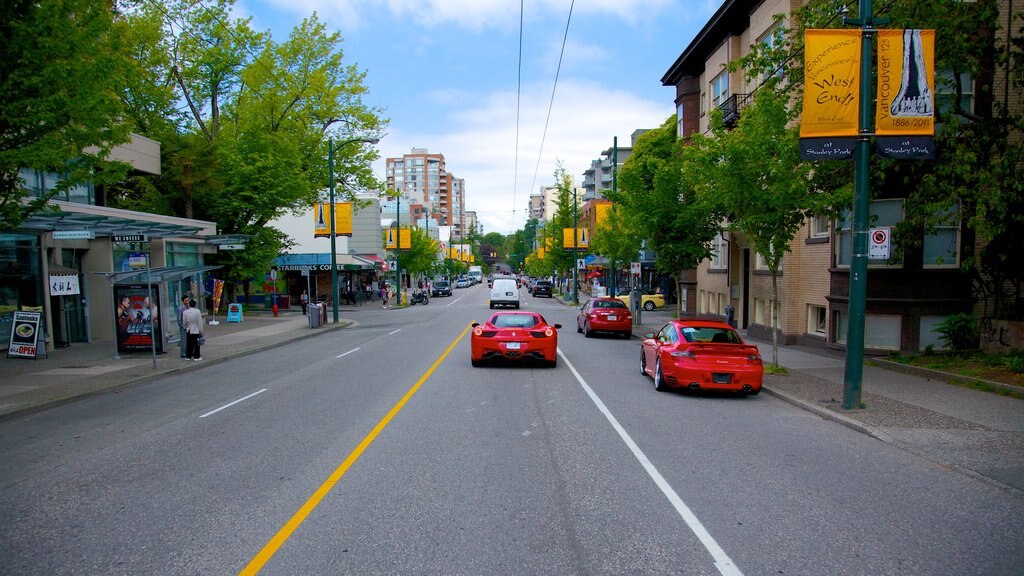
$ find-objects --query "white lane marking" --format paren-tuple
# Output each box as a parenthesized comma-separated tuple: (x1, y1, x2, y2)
(200, 389, 268, 419)
(388, 328, 402, 335)
(446, 296, 464, 307)
(557, 349, 744, 576)
(336, 347, 360, 358)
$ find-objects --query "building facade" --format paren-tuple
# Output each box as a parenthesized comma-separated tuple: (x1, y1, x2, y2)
(384, 148, 466, 240)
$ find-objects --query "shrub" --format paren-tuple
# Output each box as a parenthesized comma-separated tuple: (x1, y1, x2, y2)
(932, 313, 978, 354)
(1009, 355, 1024, 374)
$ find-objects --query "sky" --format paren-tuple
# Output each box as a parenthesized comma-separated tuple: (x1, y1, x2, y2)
(237, 0, 723, 236)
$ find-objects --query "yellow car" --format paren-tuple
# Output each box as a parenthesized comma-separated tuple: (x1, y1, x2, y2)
(616, 290, 665, 311)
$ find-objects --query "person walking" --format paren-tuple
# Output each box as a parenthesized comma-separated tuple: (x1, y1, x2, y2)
(300, 289, 309, 315)
(182, 299, 204, 361)
(176, 295, 190, 358)
(382, 283, 390, 309)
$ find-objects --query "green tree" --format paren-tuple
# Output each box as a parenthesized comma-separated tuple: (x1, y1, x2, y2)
(588, 205, 642, 296)
(612, 116, 723, 316)
(1, 0, 139, 227)
(399, 227, 439, 280)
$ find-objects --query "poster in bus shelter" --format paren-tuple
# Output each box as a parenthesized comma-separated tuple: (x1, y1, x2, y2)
(114, 284, 163, 353)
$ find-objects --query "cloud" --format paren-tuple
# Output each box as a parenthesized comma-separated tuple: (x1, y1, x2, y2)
(376, 79, 670, 235)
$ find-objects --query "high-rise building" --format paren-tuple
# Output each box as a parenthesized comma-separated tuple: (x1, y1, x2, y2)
(581, 130, 648, 200)
(385, 148, 465, 238)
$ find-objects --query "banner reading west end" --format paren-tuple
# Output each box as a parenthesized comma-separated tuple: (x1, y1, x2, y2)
(313, 202, 353, 238)
(800, 29, 861, 160)
(875, 29, 936, 159)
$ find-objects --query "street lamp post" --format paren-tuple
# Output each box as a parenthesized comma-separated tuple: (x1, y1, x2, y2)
(573, 186, 579, 306)
(329, 136, 379, 324)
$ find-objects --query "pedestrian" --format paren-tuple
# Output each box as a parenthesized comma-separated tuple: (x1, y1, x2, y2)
(381, 283, 389, 309)
(300, 289, 309, 315)
(182, 299, 204, 361)
(177, 295, 190, 358)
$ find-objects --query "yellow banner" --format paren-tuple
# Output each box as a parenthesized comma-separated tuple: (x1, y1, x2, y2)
(563, 228, 590, 249)
(314, 202, 353, 238)
(876, 29, 935, 136)
(385, 227, 411, 250)
(801, 29, 861, 138)
(595, 202, 612, 228)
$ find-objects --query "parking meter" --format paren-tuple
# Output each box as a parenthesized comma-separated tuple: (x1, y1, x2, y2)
(632, 287, 642, 326)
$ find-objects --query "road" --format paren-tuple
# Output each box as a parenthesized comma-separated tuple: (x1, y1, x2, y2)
(1, 283, 1021, 575)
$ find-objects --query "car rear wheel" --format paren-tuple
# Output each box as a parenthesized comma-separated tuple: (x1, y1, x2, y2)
(577, 320, 583, 334)
(489, 303, 494, 309)
(471, 359, 483, 367)
(622, 331, 631, 340)
(654, 358, 667, 392)
(639, 349, 647, 375)
(584, 322, 592, 338)
(644, 301, 656, 311)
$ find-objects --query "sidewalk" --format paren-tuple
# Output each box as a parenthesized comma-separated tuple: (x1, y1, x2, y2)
(565, 290, 1024, 494)
(0, 307, 350, 420)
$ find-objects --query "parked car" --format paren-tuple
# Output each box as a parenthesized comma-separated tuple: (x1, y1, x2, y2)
(532, 280, 553, 298)
(617, 289, 665, 311)
(432, 280, 452, 297)
(489, 278, 520, 308)
(640, 320, 763, 395)
(471, 311, 560, 367)
(455, 277, 471, 289)
(577, 297, 631, 339)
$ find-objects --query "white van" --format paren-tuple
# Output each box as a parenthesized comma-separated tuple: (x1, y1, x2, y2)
(489, 278, 520, 309)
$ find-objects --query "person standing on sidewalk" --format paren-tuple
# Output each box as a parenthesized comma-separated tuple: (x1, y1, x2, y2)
(300, 289, 309, 315)
(176, 295, 191, 358)
(183, 300, 204, 361)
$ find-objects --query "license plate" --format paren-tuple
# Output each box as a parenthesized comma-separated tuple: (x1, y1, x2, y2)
(712, 373, 732, 384)
(506, 342, 521, 350)
(505, 292, 514, 296)
(607, 315, 618, 320)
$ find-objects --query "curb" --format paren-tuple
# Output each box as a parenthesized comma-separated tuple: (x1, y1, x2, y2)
(869, 357, 1024, 396)
(761, 385, 896, 444)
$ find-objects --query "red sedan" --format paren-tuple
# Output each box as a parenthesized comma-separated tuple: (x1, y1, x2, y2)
(577, 297, 632, 339)
(640, 319, 763, 395)
(471, 311, 561, 368)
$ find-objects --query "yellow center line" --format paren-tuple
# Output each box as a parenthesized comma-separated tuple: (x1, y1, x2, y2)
(240, 322, 474, 575)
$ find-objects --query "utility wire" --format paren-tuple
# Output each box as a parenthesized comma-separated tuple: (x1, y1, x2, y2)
(527, 0, 575, 204)
(510, 0, 524, 232)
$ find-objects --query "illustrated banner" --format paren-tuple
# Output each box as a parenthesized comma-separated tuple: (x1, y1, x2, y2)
(313, 202, 353, 238)
(876, 29, 935, 136)
(800, 29, 862, 138)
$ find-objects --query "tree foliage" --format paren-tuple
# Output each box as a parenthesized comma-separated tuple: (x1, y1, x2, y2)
(1, 0, 140, 227)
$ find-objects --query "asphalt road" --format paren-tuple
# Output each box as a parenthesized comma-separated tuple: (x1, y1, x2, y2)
(1, 283, 1021, 575)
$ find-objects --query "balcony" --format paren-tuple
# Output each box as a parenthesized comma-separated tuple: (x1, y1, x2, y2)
(719, 93, 752, 127)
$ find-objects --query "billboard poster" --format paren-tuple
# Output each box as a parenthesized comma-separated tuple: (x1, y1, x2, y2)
(114, 284, 162, 353)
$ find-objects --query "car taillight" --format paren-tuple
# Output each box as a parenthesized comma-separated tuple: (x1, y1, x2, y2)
(670, 350, 696, 359)
(747, 354, 762, 365)
(473, 327, 483, 336)
(588, 313, 597, 319)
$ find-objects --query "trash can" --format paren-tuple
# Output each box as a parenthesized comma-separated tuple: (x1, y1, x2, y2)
(308, 303, 323, 328)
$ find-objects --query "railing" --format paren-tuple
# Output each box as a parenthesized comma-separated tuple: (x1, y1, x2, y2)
(719, 93, 752, 127)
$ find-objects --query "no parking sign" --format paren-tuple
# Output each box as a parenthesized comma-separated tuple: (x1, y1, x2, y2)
(869, 227, 891, 260)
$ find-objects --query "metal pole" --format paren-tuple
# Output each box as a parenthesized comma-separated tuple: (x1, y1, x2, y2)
(396, 195, 401, 305)
(146, 259, 156, 369)
(572, 187, 578, 306)
(611, 136, 617, 297)
(843, 0, 876, 410)
(329, 139, 339, 324)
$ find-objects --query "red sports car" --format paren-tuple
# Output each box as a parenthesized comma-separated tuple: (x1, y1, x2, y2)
(577, 297, 632, 339)
(471, 311, 560, 368)
(640, 320, 763, 395)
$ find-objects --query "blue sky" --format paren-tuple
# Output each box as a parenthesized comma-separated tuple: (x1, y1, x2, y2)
(238, 0, 722, 235)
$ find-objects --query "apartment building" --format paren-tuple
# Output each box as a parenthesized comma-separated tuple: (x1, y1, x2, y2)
(662, 0, 989, 352)
(384, 148, 467, 239)
(581, 131, 647, 201)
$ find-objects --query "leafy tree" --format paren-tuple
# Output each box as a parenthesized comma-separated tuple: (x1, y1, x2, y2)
(588, 205, 642, 296)
(1, 0, 139, 227)
(399, 227, 439, 280)
(612, 116, 723, 317)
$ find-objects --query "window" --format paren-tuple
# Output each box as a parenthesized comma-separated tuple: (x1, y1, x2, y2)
(710, 232, 728, 270)
(755, 248, 781, 271)
(808, 304, 827, 336)
(754, 298, 765, 325)
(935, 70, 974, 115)
(810, 215, 830, 238)
(710, 70, 729, 110)
(923, 203, 960, 268)
(676, 102, 685, 138)
(835, 312, 902, 350)
(757, 24, 786, 82)
(836, 199, 904, 267)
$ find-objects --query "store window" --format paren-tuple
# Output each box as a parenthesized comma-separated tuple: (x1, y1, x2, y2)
(835, 312, 902, 350)
(0, 234, 44, 342)
(923, 203, 960, 268)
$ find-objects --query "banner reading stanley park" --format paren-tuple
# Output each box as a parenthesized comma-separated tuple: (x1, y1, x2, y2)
(800, 29, 861, 160)
(875, 29, 936, 159)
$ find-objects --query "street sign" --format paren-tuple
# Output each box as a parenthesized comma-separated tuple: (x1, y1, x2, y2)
(53, 230, 94, 240)
(869, 226, 891, 259)
(631, 262, 641, 276)
(577, 258, 586, 270)
(112, 235, 148, 243)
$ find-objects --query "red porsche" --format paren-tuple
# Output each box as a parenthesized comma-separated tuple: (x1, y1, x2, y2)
(640, 319, 763, 395)
(471, 311, 560, 368)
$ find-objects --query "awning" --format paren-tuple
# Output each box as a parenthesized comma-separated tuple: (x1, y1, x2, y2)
(275, 253, 376, 271)
(92, 265, 222, 286)
(18, 211, 206, 238)
(585, 270, 604, 279)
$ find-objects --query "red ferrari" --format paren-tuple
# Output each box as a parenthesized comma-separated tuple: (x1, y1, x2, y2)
(640, 320, 763, 395)
(471, 311, 560, 368)
(577, 297, 632, 339)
